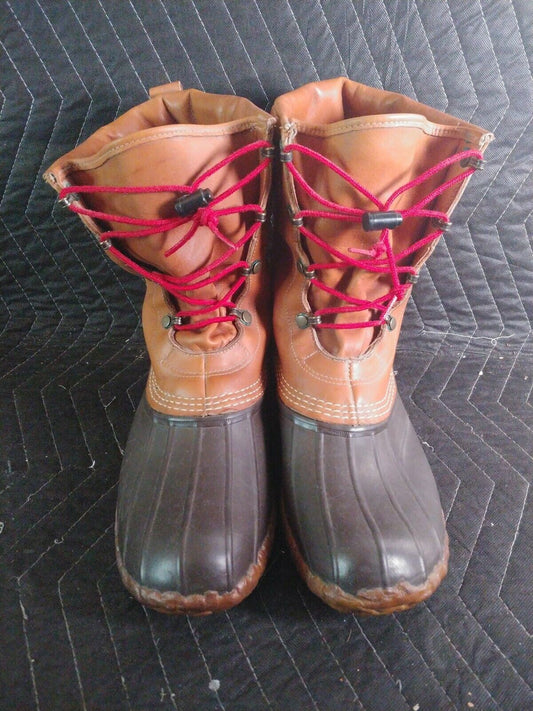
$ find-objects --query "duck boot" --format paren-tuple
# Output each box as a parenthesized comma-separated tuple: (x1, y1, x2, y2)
(44, 82, 276, 614)
(271, 78, 493, 614)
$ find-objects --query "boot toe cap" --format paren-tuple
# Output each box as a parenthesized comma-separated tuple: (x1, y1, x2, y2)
(131, 529, 260, 595)
(281, 396, 448, 613)
(116, 395, 271, 613)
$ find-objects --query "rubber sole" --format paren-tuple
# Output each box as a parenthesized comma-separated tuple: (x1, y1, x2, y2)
(115, 515, 275, 615)
(283, 505, 449, 615)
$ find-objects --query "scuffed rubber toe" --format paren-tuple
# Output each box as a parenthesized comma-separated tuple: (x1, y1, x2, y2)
(116, 395, 272, 614)
(280, 395, 448, 615)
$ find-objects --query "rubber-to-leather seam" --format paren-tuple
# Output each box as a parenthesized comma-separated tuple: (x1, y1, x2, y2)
(281, 402, 389, 437)
(115, 514, 275, 615)
(282, 503, 449, 615)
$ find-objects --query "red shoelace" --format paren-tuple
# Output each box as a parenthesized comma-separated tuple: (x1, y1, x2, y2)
(283, 143, 484, 330)
(59, 140, 273, 330)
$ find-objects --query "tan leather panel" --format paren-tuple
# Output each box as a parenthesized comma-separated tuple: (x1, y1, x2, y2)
(272, 79, 493, 426)
(273, 77, 492, 133)
(148, 81, 183, 97)
(274, 247, 405, 424)
(44, 85, 274, 417)
(142, 278, 268, 416)
(44, 87, 273, 171)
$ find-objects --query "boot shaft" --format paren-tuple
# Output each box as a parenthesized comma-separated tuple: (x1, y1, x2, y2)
(44, 83, 275, 415)
(272, 78, 493, 425)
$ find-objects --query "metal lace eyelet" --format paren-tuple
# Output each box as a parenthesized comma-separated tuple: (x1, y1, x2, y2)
(260, 146, 276, 159)
(59, 191, 79, 207)
(296, 259, 316, 279)
(229, 308, 252, 326)
(280, 149, 293, 163)
(382, 296, 398, 332)
(460, 156, 485, 170)
(296, 312, 321, 329)
(289, 207, 304, 227)
(161, 314, 182, 329)
(406, 273, 419, 284)
(255, 211, 267, 223)
(432, 217, 452, 232)
(241, 260, 261, 276)
(385, 314, 397, 331)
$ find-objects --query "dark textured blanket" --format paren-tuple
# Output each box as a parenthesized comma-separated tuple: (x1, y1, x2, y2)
(1, 2, 531, 709)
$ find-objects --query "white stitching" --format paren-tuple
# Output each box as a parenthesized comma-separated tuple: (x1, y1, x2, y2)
(155, 0, 204, 89)
(278, 370, 396, 417)
(221, 0, 269, 103)
(189, 1, 235, 93)
(57, 121, 265, 175)
(292, 117, 482, 139)
(127, 0, 171, 84)
(148, 370, 263, 410)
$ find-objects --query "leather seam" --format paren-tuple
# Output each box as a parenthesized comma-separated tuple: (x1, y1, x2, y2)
(58, 122, 266, 175)
(278, 370, 396, 417)
(291, 117, 481, 139)
(283, 264, 393, 385)
(287, 330, 392, 385)
(161, 333, 261, 377)
(148, 370, 264, 407)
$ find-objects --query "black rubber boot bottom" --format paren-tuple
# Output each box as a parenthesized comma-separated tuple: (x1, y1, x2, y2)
(116, 394, 272, 614)
(280, 395, 448, 614)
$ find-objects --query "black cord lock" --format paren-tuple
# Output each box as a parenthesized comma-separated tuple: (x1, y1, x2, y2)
(174, 188, 213, 217)
(362, 211, 403, 232)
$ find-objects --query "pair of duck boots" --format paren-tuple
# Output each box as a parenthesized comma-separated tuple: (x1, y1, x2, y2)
(45, 78, 492, 615)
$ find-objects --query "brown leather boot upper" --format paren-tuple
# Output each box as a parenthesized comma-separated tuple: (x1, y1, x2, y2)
(272, 77, 493, 426)
(45, 81, 275, 417)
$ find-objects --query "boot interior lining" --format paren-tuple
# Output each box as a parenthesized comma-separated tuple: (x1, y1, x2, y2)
(275, 78, 473, 129)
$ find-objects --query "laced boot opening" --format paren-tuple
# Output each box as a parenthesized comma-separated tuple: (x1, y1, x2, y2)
(275, 76, 485, 130)
(284, 140, 485, 358)
(273, 79, 492, 358)
(43, 84, 274, 351)
(56, 133, 273, 351)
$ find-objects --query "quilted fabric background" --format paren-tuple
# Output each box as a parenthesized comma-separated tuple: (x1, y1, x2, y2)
(1, 1, 532, 710)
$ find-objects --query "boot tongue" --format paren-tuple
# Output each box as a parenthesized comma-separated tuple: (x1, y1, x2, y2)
(102, 195, 245, 350)
(69, 137, 260, 351)
(292, 127, 446, 358)
(303, 217, 391, 357)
